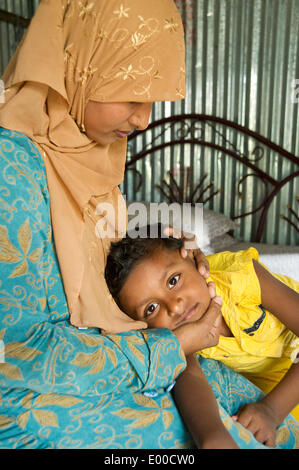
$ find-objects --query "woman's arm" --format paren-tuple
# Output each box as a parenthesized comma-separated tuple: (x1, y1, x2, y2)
(234, 260, 299, 446)
(0, 132, 186, 397)
(173, 354, 239, 449)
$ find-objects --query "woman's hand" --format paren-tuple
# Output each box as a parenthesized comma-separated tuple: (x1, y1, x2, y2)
(163, 226, 210, 278)
(173, 294, 223, 356)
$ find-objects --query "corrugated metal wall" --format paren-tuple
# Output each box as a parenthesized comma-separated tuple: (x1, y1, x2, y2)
(0, 0, 298, 245)
(124, 0, 299, 245)
(0, 1, 39, 72)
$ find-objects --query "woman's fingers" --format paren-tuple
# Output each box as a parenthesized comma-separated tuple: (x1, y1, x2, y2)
(163, 225, 181, 239)
(207, 281, 216, 299)
(193, 249, 210, 278)
(198, 296, 223, 330)
(163, 225, 197, 248)
(173, 297, 222, 355)
(163, 225, 210, 278)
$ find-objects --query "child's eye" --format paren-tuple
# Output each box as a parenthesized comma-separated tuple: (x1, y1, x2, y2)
(168, 274, 180, 289)
(145, 303, 159, 317)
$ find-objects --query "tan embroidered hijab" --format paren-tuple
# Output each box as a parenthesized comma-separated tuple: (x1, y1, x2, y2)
(0, 0, 186, 332)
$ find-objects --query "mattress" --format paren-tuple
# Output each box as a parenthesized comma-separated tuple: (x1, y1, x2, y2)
(225, 241, 299, 281)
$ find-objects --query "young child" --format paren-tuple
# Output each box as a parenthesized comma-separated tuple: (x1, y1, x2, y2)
(105, 225, 299, 447)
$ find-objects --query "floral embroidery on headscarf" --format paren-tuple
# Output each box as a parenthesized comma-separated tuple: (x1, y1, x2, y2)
(61, 0, 185, 102)
(113, 4, 130, 19)
(164, 18, 179, 32)
(78, 66, 98, 86)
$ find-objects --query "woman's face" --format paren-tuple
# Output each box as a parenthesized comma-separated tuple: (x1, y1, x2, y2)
(84, 101, 152, 145)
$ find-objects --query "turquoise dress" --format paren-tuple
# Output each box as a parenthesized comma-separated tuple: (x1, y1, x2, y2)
(0, 127, 298, 449)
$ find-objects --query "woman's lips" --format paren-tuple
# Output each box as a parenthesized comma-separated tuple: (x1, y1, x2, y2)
(114, 130, 131, 138)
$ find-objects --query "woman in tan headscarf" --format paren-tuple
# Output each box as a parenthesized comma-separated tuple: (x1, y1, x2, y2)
(0, 0, 189, 333)
(0, 0, 208, 449)
(1, 0, 273, 450)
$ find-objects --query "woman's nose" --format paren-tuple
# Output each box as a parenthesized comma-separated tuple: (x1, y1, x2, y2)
(130, 103, 152, 130)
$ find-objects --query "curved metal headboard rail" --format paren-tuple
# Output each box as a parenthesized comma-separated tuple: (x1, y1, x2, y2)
(127, 114, 298, 165)
(126, 114, 299, 243)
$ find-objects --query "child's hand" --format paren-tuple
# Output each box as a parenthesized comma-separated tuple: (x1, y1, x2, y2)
(232, 400, 278, 447)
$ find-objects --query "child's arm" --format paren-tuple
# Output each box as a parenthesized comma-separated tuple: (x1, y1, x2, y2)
(173, 354, 239, 449)
(234, 260, 299, 446)
(253, 259, 299, 336)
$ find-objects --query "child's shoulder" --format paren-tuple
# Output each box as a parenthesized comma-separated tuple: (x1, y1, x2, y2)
(207, 247, 259, 274)
(208, 248, 262, 307)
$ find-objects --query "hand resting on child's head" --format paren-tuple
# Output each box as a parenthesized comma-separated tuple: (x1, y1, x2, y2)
(105, 225, 299, 448)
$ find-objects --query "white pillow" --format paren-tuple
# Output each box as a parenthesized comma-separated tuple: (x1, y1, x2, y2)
(203, 233, 240, 255)
(202, 209, 239, 245)
(126, 201, 238, 250)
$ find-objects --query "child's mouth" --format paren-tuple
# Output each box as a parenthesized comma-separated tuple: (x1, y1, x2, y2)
(177, 303, 199, 325)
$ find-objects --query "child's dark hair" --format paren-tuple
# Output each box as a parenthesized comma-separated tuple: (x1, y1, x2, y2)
(105, 223, 183, 306)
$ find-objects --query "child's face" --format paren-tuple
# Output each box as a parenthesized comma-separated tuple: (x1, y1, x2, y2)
(119, 247, 211, 330)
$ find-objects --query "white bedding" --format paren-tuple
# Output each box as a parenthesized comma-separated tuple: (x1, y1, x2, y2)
(221, 241, 299, 281)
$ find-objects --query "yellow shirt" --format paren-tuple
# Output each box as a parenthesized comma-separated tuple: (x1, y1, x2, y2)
(198, 248, 299, 420)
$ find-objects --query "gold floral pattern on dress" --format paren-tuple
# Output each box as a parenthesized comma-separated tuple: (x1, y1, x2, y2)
(0, 414, 14, 430)
(276, 425, 290, 446)
(70, 332, 117, 374)
(126, 334, 147, 365)
(16, 392, 82, 430)
(113, 393, 173, 429)
(0, 330, 42, 382)
(0, 219, 41, 278)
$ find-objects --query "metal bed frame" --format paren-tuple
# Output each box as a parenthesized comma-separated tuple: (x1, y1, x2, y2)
(125, 114, 299, 244)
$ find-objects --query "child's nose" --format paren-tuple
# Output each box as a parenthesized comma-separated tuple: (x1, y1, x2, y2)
(168, 297, 184, 317)
(130, 103, 152, 130)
